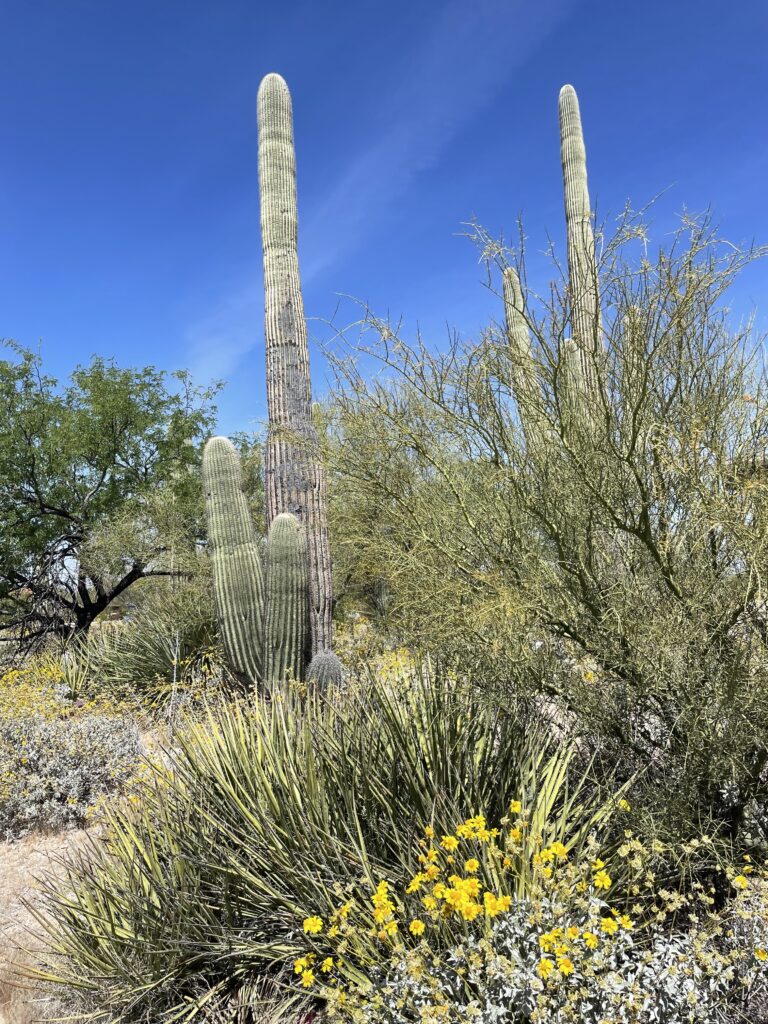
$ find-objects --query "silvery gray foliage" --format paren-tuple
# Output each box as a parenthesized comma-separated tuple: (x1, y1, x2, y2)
(349, 897, 767, 1024)
(0, 713, 140, 839)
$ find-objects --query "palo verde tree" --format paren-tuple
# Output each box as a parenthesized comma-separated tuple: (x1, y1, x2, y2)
(0, 343, 218, 646)
(325, 86, 768, 847)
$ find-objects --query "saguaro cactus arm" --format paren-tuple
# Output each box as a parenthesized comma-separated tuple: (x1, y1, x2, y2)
(202, 436, 264, 687)
(263, 512, 309, 685)
(257, 72, 333, 656)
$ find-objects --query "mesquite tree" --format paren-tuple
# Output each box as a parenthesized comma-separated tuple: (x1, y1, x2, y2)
(257, 72, 333, 656)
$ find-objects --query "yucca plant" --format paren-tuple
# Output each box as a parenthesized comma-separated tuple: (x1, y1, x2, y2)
(30, 666, 623, 1023)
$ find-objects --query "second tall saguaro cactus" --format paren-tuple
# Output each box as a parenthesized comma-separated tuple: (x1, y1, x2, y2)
(257, 73, 333, 657)
(558, 85, 601, 368)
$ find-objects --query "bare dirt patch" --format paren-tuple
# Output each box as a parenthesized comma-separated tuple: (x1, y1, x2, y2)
(0, 829, 90, 1024)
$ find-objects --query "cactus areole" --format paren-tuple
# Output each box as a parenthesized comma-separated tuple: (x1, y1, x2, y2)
(257, 72, 333, 655)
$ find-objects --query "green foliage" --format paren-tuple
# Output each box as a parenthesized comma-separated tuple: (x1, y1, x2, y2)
(0, 343, 219, 644)
(325, 211, 768, 850)
(73, 575, 223, 710)
(31, 668, 616, 1023)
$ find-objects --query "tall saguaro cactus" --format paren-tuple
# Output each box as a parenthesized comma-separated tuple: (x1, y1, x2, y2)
(558, 85, 601, 366)
(202, 436, 264, 687)
(257, 72, 333, 657)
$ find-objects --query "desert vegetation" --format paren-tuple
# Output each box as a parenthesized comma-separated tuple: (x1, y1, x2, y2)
(1, 70, 767, 1024)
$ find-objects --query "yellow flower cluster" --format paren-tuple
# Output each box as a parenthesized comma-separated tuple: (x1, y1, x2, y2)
(294, 807, 768, 1015)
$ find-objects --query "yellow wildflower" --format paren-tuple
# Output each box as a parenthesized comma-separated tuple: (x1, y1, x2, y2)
(459, 901, 483, 921)
(593, 870, 612, 891)
(732, 874, 749, 890)
(303, 916, 323, 934)
(441, 835, 459, 852)
(464, 858, 480, 874)
(409, 919, 426, 936)
(537, 958, 554, 979)
(301, 969, 315, 988)
(583, 931, 599, 949)
(509, 800, 522, 815)
(600, 917, 619, 935)
(557, 956, 574, 976)
(321, 957, 334, 973)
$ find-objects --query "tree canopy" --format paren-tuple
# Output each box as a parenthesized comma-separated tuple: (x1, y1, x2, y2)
(0, 343, 219, 644)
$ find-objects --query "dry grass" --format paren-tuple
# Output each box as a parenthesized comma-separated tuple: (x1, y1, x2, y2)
(0, 829, 90, 1024)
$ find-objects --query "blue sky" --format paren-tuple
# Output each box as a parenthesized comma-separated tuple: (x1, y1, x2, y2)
(2, 0, 767, 434)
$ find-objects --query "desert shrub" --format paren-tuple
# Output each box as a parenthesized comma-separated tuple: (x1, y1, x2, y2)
(295, 810, 768, 1023)
(0, 658, 142, 838)
(77, 574, 226, 711)
(0, 714, 141, 838)
(325, 213, 768, 852)
(31, 669, 618, 1023)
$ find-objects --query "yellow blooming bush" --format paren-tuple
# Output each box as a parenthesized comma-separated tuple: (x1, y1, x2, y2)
(294, 809, 768, 1023)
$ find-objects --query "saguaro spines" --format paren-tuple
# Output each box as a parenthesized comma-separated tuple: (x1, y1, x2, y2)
(257, 72, 333, 656)
(558, 85, 601, 366)
(202, 436, 264, 686)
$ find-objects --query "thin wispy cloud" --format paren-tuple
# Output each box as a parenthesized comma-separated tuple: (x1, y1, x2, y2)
(185, 283, 262, 384)
(185, 0, 576, 385)
(301, 0, 577, 281)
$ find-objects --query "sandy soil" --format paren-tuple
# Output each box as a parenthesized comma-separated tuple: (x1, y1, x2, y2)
(0, 829, 90, 1024)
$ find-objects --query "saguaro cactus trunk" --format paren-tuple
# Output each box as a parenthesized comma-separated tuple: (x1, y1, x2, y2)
(257, 72, 333, 656)
(558, 85, 601, 371)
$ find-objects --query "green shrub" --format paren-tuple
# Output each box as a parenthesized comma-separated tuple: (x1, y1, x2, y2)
(294, 811, 768, 1023)
(31, 669, 618, 1023)
(79, 575, 225, 710)
(0, 657, 142, 838)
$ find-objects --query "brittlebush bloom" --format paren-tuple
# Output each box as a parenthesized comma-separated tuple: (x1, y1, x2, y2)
(601, 917, 619, 935)
(537, 958, 554, 979)
(301, 969, 315, 988)
(441, 835, 459, 851)
(509, 800, 522, 815)
(303, 916, 323, 934)
(732, 874, 749, 890)
(583, 931, 599, 949)
(464, 858, 480, 874)
(409, 919, 426, 936)
(756, 949, 767, 962)
(557, 956, 574, 976)
(593, 870, 612, 890)
(321, 957, 334, 973)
